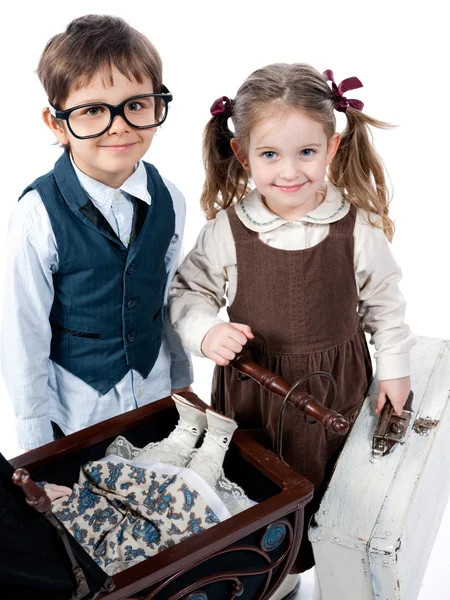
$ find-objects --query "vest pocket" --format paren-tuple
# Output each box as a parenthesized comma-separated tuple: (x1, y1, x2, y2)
(51, 323, 101, 339)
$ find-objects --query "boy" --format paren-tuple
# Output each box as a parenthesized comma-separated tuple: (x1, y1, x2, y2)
(1, 15, 193, 450)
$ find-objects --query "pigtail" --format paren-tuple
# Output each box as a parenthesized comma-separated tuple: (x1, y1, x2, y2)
(200, 64, 397, 235)
(328, 108, 395, 241)
(200, 114, 250, 220)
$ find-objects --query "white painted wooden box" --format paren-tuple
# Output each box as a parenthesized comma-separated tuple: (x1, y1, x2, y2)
(309, 336, 450, 600)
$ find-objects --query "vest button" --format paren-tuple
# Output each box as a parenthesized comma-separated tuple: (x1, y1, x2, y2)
(127, 299, 137, 309)
(127, 263, 135, 274)
(127, 332, 136, 343)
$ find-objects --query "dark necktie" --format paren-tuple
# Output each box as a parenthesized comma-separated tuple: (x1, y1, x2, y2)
(79, 194, 149, 247)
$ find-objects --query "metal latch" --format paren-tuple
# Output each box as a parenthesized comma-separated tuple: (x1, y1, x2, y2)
(372, 391, 414, 458)
(413, 418, 439, 436)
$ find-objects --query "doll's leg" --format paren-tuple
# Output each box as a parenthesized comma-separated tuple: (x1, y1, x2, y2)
(165, 394, 208, 449)
(187, 409, 238, 487)
(134, 394, 207, 467)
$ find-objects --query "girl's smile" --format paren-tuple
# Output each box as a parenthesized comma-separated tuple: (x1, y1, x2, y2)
(272, 182, 308, 193)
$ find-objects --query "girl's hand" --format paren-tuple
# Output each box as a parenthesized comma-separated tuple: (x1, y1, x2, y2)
(201, 323, 254, 366)
(375, 376, 411, 417)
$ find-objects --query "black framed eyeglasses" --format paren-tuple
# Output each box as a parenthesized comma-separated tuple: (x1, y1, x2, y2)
(49, 86, 173, 140)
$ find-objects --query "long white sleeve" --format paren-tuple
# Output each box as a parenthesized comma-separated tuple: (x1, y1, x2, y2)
(355, 216, 415, 380)
(1, 191, 56, 447)
(161, 177, 194, 388)
(170, 211, 232, 356)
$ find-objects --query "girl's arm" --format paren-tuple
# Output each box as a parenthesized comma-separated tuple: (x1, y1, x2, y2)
(169, 211, 252, 364)
(355, 212, 415, 415)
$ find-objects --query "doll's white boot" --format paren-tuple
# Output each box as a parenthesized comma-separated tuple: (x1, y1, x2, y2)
(135, 394, 207, 466)
(167, 394, 208, 449)
(187, 409, 238, 487)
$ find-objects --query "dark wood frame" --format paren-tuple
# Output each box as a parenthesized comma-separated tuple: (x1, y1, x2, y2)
(11, 393, 313, 600)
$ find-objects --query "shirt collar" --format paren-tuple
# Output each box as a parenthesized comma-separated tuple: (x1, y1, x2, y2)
(234, 182, 350, 232)
(70, 156, 151, 208)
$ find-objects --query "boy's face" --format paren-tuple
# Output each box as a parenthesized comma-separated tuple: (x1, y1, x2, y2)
(44, 67, 158, 188)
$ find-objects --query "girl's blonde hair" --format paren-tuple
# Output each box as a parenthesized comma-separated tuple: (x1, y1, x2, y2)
(201, 63, 394, 240)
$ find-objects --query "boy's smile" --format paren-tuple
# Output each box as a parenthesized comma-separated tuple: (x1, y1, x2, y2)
(44, 67, 158, 188)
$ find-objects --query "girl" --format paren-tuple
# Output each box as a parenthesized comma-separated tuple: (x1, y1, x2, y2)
(170, 63, 414, 598)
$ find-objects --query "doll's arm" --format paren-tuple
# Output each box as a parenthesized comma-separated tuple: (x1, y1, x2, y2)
(43, 482, 73, 502)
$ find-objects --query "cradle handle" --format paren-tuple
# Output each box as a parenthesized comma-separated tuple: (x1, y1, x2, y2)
(230, 353, 349, 435)
(12, 468, 52, 513)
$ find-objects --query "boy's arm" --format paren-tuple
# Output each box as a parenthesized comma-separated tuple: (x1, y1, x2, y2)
(162, 179, 194, 390)
(1, 193, 56, 449)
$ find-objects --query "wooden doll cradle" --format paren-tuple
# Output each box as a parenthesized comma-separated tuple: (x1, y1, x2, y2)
(6, 354, 349, 599)
(7, 392, 313, 600)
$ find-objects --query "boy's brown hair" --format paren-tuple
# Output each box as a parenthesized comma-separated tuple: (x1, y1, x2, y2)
(38, 14, 163, 115)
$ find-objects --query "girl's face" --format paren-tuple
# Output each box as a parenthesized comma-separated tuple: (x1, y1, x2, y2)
(233, 109, 340, 220)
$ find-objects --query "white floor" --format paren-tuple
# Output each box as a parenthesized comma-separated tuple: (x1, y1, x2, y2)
(1, 358, 449, 599)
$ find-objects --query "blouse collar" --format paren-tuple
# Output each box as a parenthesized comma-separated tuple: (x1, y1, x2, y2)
(234, 182, 350, 232)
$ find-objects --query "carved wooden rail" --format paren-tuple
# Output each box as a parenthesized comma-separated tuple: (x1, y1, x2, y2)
(12, 468, 107, 598)
(12, 468, 52, 512)
(230, 353, 349, 436)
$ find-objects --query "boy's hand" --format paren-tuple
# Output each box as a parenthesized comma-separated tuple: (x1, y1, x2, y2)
(375, 376, 411, 417)
(201, 323, 254, 366)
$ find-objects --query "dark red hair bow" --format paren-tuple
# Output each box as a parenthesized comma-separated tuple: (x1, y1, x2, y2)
(323, 70, 364, 112)
(210, 96, 234, 118)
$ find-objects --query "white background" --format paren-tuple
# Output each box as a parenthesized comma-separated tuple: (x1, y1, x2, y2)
(0, 1, 448, 451)
(0, 2, 448, 597)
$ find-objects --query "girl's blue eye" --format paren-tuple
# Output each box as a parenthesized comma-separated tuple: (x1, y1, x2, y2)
(301, 149, 315, 157)
(263, 151, 276, 159)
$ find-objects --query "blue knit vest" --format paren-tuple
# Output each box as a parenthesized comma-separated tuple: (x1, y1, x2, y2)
(20, 151, 175, 394)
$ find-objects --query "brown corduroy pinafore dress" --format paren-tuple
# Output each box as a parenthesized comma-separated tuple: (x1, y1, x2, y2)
(212, 204, 373, 572)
